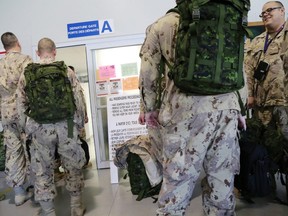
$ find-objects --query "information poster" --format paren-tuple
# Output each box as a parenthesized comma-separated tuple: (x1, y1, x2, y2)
(121, 62, 138, 77)
(110, 78, 122, 94)
(122, 76, 139, 91)
(107, 94, 147, 183)
(98, 65, 116, 80)
(96, 80, 109, 96)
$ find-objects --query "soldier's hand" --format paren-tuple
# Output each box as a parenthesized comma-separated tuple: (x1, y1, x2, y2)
(145, 111, 159, 128)
(247, 96, 254, 109)
(238, 115, 246, 131)
(138, 112, 145, 125)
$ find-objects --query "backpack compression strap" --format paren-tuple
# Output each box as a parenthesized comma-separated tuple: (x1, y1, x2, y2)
(25, 62, 75, 138)
(187, 0, 250, 85)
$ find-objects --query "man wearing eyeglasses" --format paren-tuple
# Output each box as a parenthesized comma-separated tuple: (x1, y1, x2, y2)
(244, 0, 287, 200)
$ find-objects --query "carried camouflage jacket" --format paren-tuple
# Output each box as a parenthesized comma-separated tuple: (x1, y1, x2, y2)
(139, 12, 246, 117)
(244, 19, 288, 107)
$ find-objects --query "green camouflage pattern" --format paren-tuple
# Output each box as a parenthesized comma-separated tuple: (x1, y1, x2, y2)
(126, 152, 162, 201)
(243, 114, 288, 174)
(170, 0, 250, 94)
(263, 125, 285, 163)
(114, 135, 163, 201)
(24, 61, 76, 124)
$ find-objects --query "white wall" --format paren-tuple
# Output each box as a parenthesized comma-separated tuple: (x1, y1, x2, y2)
(0, 0, 287, 57)
(0, 0, 288, 56)
(0, 0, 176, 56)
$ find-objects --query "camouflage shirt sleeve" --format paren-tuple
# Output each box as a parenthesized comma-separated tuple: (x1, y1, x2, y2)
(244, 34, 266, 98)
(67, 67, 86, 130)
(139, 12, 179, 112)
(16, 69, 29, 132)
(139, 96, 145, 114)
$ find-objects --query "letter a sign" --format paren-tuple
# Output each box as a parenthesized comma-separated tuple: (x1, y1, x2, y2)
(67, 19, 114, 39)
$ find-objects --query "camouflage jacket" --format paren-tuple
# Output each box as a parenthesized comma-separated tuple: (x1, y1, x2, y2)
(139, 12, 246, 120)
(244, 19, 288, 107)
(0, 52, 33, 125)
(16, 57, 86, 133)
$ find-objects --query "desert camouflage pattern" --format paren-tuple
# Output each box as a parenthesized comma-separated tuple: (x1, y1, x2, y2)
(244, 19, 288, 107)
(0, 131, 4, 171)
(157, 110, 239, 216)
(113, 134, 162, 186)
(0, 52, 32, 187)
(139, 12, 243, 216)
(16, 57, 86, 201)
(139, 97, 163, 164)
(253, 106, 288, 140)
(245, 20, 288, 144)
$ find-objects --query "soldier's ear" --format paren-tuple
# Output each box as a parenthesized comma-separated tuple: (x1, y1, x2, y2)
(17, 41, 21, 50)
(36, 50, 40, 57)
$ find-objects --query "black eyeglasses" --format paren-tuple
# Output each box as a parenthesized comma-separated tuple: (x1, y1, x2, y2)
(259, 7, 282, 18)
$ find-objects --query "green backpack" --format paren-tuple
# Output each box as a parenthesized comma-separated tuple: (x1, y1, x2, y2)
(24, 61, 76, 137)
(168, 0, 251, 94)
(125, 152, 162, 202)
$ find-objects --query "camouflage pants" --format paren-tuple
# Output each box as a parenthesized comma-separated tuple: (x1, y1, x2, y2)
(147, 127, 163, 163)
(156, 110, 239, 216)
(0, 131, 5, 171)
(4, 123, 29, 187)
(254, 106, 288, 140)
(27, 120, 86, 201)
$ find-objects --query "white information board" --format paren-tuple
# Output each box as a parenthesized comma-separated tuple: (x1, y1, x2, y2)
(107, 94, 147, 183)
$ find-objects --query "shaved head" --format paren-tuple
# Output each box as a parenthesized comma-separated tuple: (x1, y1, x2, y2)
(37, 37, 56, 54)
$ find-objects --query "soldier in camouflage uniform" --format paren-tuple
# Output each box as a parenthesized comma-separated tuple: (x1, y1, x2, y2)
(0, 32, 33, 206)
(16, 38, 87, 216)
(139, 7, 246, 216)
(244, 0, 287, 199)
(245, 1, 287, 128)
(0, 114, 4, 172)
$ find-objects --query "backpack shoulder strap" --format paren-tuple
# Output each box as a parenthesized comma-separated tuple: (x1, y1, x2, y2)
(156, 56, 172, 109)
(24, 62, 40, 83)
(166, 7, 179, 14)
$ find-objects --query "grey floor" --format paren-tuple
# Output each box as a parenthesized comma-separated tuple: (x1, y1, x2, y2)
(1, 147, 288, 216)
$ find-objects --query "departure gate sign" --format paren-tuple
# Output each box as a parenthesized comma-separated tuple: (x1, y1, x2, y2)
(67, 19, 114, 38)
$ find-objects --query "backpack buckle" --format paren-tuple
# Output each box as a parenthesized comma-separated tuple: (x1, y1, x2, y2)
(242, 15, 248, 26)
(192, 9, 200, 21)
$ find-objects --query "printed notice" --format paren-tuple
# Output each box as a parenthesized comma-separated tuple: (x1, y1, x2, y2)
(122, 76, 139, 91)
(67, 19, 114, 39)
(107, 94, 147, 160)
(99, 65, 116, 80)
(121, 62, 138, 76)
(96, 80, 109, 96)
(110, 79, 122, 94)
(108, 94, 147, 183)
